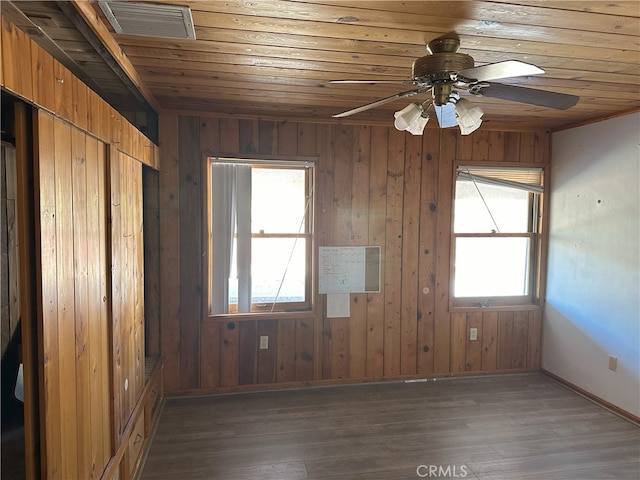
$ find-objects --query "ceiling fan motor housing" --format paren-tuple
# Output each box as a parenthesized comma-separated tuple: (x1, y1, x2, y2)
(412, 52, 474, 105)
(412, 52, 475, 83)
(412, 38, 474, 105)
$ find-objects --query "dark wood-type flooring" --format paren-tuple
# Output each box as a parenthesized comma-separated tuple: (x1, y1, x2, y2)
(141, 374, 640, 480)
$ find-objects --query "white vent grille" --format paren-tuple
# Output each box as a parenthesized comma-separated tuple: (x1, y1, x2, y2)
(98, 1, 196, 40)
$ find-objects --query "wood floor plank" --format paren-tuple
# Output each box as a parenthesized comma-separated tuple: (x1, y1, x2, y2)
(141, 374, 639, 480)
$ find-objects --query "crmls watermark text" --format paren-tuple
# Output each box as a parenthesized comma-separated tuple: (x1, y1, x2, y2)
(416, 464, 469, 478)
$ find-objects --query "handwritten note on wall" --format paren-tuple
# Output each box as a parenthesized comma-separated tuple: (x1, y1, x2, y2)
(318, 246, 381, 294)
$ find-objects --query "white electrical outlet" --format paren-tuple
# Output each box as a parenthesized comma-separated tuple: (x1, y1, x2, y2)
(260, 336, 269, 350)
(469, 327, 478, 341)
(608, 355, 617, 371)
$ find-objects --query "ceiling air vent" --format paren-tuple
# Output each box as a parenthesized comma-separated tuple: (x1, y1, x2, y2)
(98, 1, 196, 40)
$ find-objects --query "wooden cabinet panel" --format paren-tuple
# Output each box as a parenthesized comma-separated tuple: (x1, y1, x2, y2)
(145, 365, 163, 436)
(127, 413, 145, 477)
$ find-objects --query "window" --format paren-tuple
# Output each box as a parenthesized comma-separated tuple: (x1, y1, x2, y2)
(452, 165, 543, 308)
(209, 158, 314, 314)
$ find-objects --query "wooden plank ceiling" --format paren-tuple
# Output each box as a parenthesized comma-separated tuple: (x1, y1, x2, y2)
(9, 1, 640, 131)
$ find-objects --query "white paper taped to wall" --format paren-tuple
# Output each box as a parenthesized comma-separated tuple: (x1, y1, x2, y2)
(326, 293, 351, 318)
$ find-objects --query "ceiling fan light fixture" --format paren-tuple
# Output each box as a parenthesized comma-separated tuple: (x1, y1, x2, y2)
(455, 98, 484, 135)
(394, 103, 429, 135)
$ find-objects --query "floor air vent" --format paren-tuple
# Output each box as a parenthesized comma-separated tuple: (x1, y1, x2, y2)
(98, 1, 196, 40)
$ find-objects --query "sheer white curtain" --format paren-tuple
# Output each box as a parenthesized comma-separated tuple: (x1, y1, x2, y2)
(211, 163, 252, 313)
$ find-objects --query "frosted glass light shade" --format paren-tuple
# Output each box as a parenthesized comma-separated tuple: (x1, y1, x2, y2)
(455, 98, 484, 135)
(394, 103, 429, 135)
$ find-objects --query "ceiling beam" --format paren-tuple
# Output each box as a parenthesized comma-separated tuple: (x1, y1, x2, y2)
(57, 0, 160, 113)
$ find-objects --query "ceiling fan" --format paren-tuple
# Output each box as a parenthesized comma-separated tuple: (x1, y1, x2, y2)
(330, 37, 579, 134)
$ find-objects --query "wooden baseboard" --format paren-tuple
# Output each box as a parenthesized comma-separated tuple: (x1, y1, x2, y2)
(542, 369, 640, 425)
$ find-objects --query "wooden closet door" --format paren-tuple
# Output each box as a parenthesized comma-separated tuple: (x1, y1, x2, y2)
(109, 149, 145, 445)
(35, 110, 111, 479)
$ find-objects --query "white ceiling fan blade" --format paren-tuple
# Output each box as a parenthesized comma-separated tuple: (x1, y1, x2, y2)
(459, 60, 544, 82)
(473, 83, 579, 110)
(332, 88, 428, 118)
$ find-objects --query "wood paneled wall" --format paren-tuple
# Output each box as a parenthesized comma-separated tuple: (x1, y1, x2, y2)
(2, 17, 157, 478)
(0, 16, 159, 169)
(35, 111, 112, 479)
(159, 116, 547, 394)
(110, 150, 145, 442)
(33, 110, 147, 480)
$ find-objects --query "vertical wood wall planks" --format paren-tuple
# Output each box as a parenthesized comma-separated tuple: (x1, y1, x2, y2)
(159, 115, 181, 392)
(1, 17, 33, 99)
(315, 123, 333, 380)
(327, 125, 353, 379)
(258, 120, 278, 155)
(277, 319, 296, 382)
(296, 122, 317, 382)
(527, 310, 542, 369)
(143, 168, 161, 358)
(497, 311, 515, 370)
(433, 129, 455, 373)
(294, 319, 314, 381)
(178, 116, 202, 390)
(31, 42, 55, 113)
(238, 321, 258, 385)
(109, 147, 124, 442)
(109, 150, 145, 443)
(1, 17, 160, 169)
(53, 60, 73, 123)
(238, 119, 259, 153)
(133, 157, 145, 407)
(416, 128, 439, 374)
(198, 116, 219, 389)
(366, 126, 387, 378)
(200, 321, 221, 388)
(481, 312, 498, 371)
(161, 115, 549, 394)
(450, 313, 467, 373)
(35, 110, 62, 478)
(220, 321, 239, 387)
(7, 22, 159, 478)
(465, 312, 483, 371)
(400, 133, 422, 375)
(511, 311, 530, 369)
(85, 135, 111, 475)
(383, 129, 405, 377)
(257, 320, 278, 384)
(71, 126, 91, 480)
(53, 117, 79, 480)
(72, 77, 88, 132)
(348, 125, 370, 379)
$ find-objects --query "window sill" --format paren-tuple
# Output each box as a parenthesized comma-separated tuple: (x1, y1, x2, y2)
(206, 310, 315, 322)
(450, 303, 542, 313)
